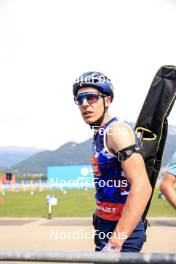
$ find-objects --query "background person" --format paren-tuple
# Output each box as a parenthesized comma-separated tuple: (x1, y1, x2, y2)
(73, 71, 152, 252)
(159, 152, 176, 209)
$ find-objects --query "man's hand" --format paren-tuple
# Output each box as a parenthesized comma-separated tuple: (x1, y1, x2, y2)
(101, 242, 121, 252)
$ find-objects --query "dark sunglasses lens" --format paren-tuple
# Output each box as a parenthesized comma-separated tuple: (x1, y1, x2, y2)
(86, 94, 99, 104)
(74, 96, 80, 105)
(75, 93, 100, 105)
(75, 95, 85, 105)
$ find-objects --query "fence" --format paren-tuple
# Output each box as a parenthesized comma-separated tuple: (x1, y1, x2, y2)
(0, 251, 176, 263)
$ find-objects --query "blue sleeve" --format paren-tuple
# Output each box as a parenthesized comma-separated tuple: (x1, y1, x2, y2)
(166, 152, 176, 177)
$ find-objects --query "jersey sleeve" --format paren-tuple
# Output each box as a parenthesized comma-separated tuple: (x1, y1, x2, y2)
(166, 152, 176, 177)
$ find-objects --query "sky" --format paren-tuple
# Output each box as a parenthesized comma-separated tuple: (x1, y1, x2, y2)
(0, 0, 176, 150)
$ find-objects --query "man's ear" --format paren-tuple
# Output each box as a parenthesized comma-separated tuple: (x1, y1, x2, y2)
(104, 96, 111, 107)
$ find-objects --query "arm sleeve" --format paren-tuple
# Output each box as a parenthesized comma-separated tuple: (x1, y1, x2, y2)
(166, 152, 176, 177)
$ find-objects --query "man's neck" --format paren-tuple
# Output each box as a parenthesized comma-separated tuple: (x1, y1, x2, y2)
(99, 113, 112, 127)
(92, 113, 112, 132)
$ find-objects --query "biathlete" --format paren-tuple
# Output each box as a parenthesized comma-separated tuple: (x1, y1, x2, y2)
(73, 71, 152, 252)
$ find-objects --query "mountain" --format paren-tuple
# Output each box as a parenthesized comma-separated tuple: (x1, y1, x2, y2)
(0, 147, 45, 168)
(13, 139, 92, 174)
(7, 124, 176, 174)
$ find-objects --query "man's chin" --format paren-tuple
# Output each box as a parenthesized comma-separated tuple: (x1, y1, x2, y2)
(83, 117, 96, 125)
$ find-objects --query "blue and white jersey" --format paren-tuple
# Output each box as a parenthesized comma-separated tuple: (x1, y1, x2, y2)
(91, 117, 131, 221)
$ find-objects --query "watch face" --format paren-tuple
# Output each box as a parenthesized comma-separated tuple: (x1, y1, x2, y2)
(117, 152, 123, 162)
(134, 145, 139, 150)
(126, 149, 132, 156)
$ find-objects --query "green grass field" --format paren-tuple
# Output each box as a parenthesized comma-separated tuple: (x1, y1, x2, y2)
(0, 188, 175, 217)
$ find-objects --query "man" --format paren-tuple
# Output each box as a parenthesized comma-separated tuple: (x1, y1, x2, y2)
(159, 152, 176, 209)
(73, 71, 152, 252)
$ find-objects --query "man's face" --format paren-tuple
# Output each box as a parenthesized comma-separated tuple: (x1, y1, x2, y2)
(76, 87, 110, 125)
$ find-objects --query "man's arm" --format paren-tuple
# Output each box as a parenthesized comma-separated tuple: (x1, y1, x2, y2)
(106, 121, 152, 248)
(159, 172, 176, 209)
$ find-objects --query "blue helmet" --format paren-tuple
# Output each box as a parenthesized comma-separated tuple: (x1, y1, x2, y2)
(73, 71, 114, 101)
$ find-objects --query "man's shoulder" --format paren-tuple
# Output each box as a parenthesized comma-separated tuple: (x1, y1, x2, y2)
(106, 119, 136, 152)
(107, 119, 134, 137)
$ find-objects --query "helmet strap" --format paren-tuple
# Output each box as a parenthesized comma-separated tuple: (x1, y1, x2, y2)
(89, 97, 108, 129)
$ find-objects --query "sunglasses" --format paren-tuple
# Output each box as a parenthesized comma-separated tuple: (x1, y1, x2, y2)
(74, 92, 104, 105)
